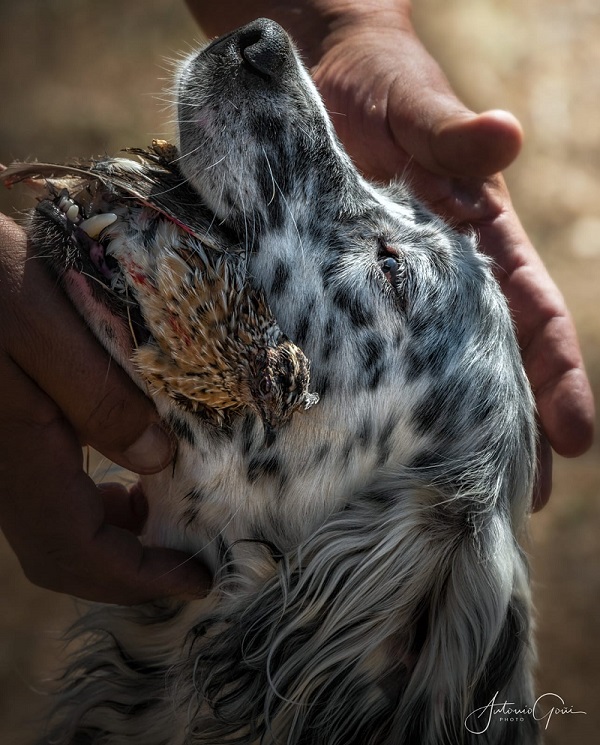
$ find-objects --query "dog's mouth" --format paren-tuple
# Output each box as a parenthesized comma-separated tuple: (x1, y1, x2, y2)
(21, 164, 320, 435)
(33, 182, 153, 348)
(42, 187, 120, 277)
(7, 143, 220, 350)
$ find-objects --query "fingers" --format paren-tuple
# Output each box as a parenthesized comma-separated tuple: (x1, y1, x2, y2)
(97, 481, 148, 533)
(0, 214, 174, 473)
(477, 194, 595, 459)
(427, 109, 523, 178)
(383, 24, 524, 179)
(532, 433, 553, 512)
(0, 353, 210, 604)
(522, 314, 595, 458)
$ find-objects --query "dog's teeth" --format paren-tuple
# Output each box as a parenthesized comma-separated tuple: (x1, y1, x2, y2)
(66, 204, 80, 222)
(79, 213, 117, 238)
(58, 195, 72, 212)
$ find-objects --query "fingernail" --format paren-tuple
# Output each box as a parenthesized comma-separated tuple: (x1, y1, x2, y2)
(124, 423, 174, 473)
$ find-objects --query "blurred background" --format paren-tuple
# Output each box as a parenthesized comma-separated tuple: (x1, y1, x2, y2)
(0, 1, 598, 742)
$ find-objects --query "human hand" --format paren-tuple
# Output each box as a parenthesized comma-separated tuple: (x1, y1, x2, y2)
(301, 4, 594, 509)
(0, 214, 211, 603)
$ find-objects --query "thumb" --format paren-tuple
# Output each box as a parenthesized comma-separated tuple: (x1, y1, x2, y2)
(389, 98, 524, 179)
(385, 30, 523, 178)
(312, 20, 523, 184)
(423, 108, 523, 178)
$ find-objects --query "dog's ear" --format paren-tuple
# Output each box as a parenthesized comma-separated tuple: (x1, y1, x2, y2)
(180, 488, 537, 744)
(389, 521, 538, 744)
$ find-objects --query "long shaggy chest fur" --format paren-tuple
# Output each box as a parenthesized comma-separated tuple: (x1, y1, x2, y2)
(5, 18, 540, 745)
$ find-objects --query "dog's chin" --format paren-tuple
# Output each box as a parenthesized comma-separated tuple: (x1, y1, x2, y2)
(174, 152, 241, 226)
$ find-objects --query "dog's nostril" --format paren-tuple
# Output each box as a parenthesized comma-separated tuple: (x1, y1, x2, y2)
(237, 19, 291, 81)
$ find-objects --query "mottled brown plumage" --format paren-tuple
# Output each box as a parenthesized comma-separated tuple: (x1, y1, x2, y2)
(124, 238, 318, 436)
(1, 144, 319, 438)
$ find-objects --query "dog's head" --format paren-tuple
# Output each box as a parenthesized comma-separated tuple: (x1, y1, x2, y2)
(167, 19, 536, 545)
(18, 19, 535, 556)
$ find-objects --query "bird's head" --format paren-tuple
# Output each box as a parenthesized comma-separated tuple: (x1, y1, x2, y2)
(249, 341, 319, 446)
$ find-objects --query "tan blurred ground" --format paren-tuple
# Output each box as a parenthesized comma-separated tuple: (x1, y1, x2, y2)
(0, 1, 598, 743)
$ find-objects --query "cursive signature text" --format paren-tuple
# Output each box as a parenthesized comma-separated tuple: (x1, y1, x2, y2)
(464, 691, 586, 735)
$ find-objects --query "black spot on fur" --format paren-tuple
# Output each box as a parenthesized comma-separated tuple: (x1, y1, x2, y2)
(340, 436, 354, 464)
(321, 317, 337, 361)
(312, 371, 330, 398)
(332, 286, 374, 327)
(167, 413, 196, 447)
(360, 332, 386, 372)
(368, 364, 385, 390)
(270, 259, 291, 297)
(413, 377, 471, 439)
(404, 313, 450, 382)
(103, 322, 116, 340)
(375, 413, 397, 467)
(409, 450, 438, 472)
(294, 297, 315, 346)
(181, 505, 198, 528)
(202, 413, 235, 443)
(409, 197, 437, 225)
(363, 487, 392, 507)
(312, 442, 331, 464)
(472, 398, 495, 426)
(358, 417, 373, 448)
(247, 453, 283, 484)
(184, 488, 207, 502)
(405, 341, 447, 382)
(320, 251, 342, 289)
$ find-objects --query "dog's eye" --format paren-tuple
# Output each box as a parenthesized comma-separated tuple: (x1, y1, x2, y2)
(380, 256, 399, 285)
(377, 242, 403, 290)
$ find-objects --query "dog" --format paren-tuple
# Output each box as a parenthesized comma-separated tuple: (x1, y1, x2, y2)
(17, 18, 539, 745)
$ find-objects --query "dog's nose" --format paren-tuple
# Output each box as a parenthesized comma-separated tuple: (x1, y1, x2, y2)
(237, 19, 292, 80)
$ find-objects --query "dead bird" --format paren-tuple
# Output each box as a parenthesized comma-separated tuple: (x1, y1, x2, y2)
(1, 142, 319, 442)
